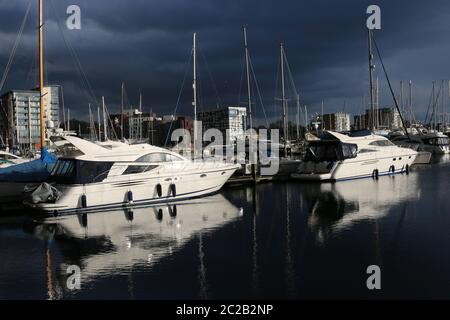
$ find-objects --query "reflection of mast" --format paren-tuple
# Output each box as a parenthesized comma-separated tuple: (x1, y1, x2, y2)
(46, 244, 55, 300)
(251, 185, 260, 297)
(284, 184, 295, 297)
(198, 232, 208, 299)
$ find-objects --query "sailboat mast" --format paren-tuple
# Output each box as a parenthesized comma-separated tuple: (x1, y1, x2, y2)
(243, 27, 253, 132)
(192, 32, 198, 154)
(97, 106, 101, 141)
(368, 29, 375, 131)
(121, 82, 124, 139)
(102, 96, 107, 141)
(139, 89, 142, 140)
(38, 0, 45, 148)
(280, 43, 288, 153)
(408, 80, 413, 128)
(296, 94, 300, 140)
(88, 103, 92, 140)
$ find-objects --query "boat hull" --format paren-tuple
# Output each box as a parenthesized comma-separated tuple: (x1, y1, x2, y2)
(292, 151, 416, 182)
(26, 165, 238, 214)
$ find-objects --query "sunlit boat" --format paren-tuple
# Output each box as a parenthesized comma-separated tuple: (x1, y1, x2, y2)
(291, 130, 417, 181)
(25, 136, 240, 214)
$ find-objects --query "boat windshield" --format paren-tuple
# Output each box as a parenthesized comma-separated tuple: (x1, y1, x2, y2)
(305, 142, 358, 162)
(50, 159, 114, 184)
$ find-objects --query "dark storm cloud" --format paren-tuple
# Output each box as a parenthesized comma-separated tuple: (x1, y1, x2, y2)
(1, 0, 450, 123)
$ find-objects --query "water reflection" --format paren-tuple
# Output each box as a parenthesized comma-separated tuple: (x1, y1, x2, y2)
(29, 194, 241, 299)
(304, 173, 420, 243)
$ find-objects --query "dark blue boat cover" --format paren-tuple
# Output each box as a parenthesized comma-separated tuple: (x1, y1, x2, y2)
(0, 148, 57, 182)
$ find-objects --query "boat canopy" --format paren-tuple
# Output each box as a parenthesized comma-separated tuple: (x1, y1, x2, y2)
(0, 148, 56, 182)
(305, 141, 358, 162)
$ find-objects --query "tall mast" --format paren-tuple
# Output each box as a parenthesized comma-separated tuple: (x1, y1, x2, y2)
(304, 105, 308, 129)
(67, 109, 70, 132)
(243, 27, 253, 133)
(97, 106, 101, 141)
(368, 29, 375, 131)
(192, 32, 198, 154)
(88, 103, 93, 140)
(121, 82, 124, 139)
(139, 89, 142, 140)
(432, 81, 436, 130)
(38, 0, 45, 148)
(102, 96, 107, 141)
(408, 80, 413, 128)
(27, 97, 32, 152)
(400, 80, 404, 120)
(280, 43, 288, 153)
(296, 94, 300, 140)
(321, 100, 324, 131)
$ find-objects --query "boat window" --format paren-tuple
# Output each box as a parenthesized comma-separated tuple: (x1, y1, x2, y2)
(123, 165, 158, 175)
(50, 159, 113, 184)
(358, 148, 377, 153)
(305, 142, 357, 162)
(136, 153, 183, 163)
(369, 140, 394, 147)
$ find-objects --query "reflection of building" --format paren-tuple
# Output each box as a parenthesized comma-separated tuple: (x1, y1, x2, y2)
(198, 106, 247, 142)
(0, 86, 60, 150)
(354, 107, 402, 130)
(321, 113, 351, 132)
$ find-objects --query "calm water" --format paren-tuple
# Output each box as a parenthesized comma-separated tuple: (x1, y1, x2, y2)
(1, 156, 450, 300)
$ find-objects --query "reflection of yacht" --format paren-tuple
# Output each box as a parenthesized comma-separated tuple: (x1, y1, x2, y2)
(291, 131, 417, 181)
(31, 194, 241, 281)
(26, 136, 239, 214)
(306, 173, 420, 237)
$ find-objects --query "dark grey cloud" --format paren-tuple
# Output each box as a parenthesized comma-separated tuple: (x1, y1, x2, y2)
(1, 0, 450, 124)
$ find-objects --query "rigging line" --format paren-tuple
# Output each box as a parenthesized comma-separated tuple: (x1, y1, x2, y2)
(0, 0, 33, 92)
(283, 49, 305, 125)
(248, 54, 269, 128)
(199, 49, 223, 108)
(274, 52, 280, 122)
(164, 49, 193, 147)
(237, 55, 245, 107)
(429, 81, 444, 125)
(371, 34, 410, 140)
(49, 0, 98, 104)
(424, 86, 433, 124)
(103, 101, 118, 140)
(25, 42, 38, 88)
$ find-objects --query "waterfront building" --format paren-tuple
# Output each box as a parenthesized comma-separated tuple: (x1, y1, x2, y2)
(321, 113, 351, 132)
(0, 86, 60, 150)
(198, 106, 247, 142)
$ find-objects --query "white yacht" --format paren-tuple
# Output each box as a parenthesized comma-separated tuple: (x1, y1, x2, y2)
(414, 131, 449, 154)
(25, 136, 240, 214)
(291, 130, 417, 181)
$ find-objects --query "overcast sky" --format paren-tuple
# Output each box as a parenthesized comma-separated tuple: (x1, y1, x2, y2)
(1, 0, 450, 125)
